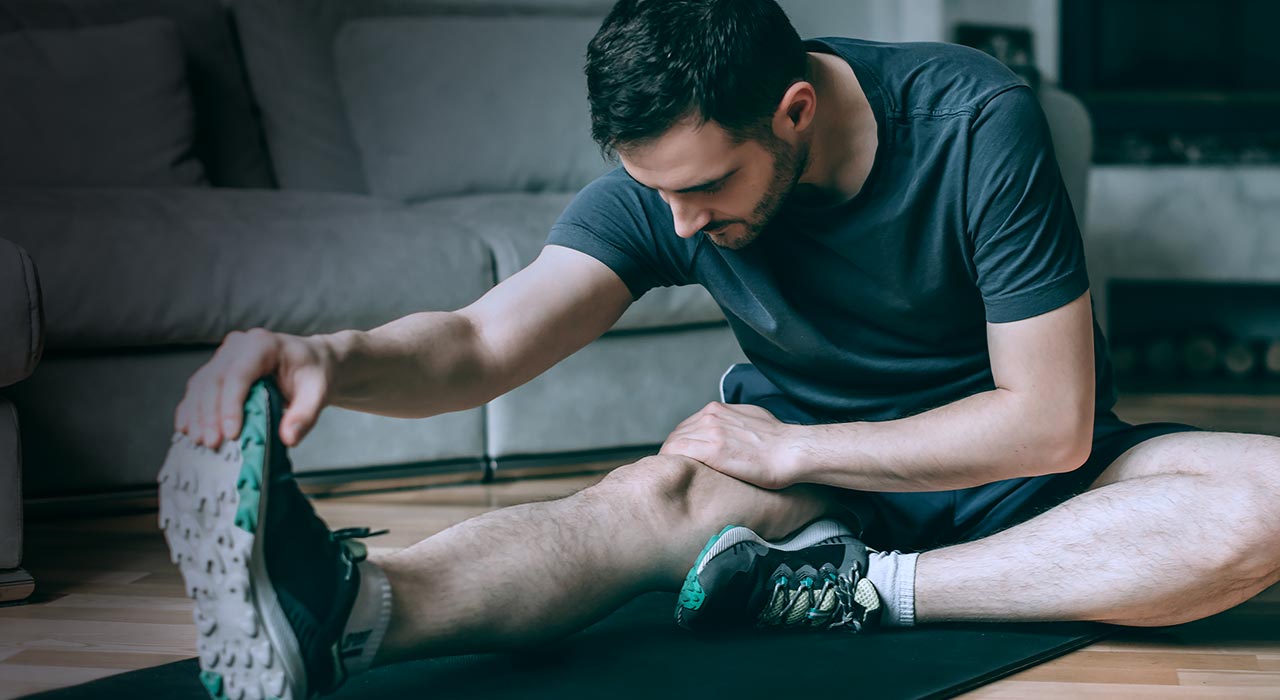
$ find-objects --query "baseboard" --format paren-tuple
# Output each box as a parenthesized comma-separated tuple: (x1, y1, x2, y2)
(21, 447, 657, 521)
(24, 458, 485, 520)
(488, 445, 659, 480)
(0, 567, 34, 605)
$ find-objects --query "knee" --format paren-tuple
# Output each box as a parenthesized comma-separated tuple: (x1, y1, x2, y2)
(1206, 481, 1280, 584)
(592, 454, 838, 541)
(582, 455, 700, 536)
(1241, 436, 1280, 495)
(594, 454, 701, 508)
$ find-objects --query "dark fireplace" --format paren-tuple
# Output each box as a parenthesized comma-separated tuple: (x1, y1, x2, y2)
(1107, 280, 1280, 394)
(1061, 0, 1280, 165)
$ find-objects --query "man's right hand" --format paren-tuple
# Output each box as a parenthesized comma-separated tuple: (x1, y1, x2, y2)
(175, 328, 334, 450)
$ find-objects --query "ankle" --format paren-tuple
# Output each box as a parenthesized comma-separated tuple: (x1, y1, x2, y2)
(865, 550, 919, 627)
(340, 558, 394, 676)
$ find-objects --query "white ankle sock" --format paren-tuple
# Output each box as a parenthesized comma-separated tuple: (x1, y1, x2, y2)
(339, 558, 393, 676)
(865, 550, 918, 627)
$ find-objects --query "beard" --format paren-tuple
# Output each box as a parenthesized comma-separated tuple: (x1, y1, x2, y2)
(705, 137, 807, 250)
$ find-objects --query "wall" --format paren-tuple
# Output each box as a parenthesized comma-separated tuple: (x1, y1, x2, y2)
(781, 0, 1057, 80)
(779, 0, 944, 44)
(943, 0, 1059, 81)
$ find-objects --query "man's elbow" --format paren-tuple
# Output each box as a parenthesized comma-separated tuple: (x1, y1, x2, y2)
(1039, 407, 1095, 475)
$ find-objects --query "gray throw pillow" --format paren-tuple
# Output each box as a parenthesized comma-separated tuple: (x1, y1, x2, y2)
(334, 15, 610, 202)
(0, 0, 277, 189)
(230, 0, 612, 194)
(0, 18, 207, 187)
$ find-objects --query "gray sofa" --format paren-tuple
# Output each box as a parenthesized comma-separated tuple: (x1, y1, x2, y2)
(0, 237, 41, 602)
(0, 0, 745, 501)
(0, 0, 1091, 516)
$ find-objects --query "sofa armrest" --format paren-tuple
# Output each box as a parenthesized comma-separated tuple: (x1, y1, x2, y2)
(0, 397, 21, 571)
(0, 237, 44, 388)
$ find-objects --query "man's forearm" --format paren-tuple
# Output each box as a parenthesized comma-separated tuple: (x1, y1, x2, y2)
(790, 388, 1092, 492)
(315, 311, 496, 419)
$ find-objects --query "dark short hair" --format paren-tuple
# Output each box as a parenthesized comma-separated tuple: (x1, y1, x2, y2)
(585, 0, 808, 157)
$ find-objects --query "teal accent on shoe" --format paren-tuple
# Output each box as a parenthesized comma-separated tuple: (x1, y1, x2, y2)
(676, 525, 738, 612)
(233, 382, 270, 535)
(199, 669, 226, 699)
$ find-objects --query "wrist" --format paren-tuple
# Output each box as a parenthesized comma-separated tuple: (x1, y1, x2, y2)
(314, 329, 359, 368)
(784, 421, 869, 487)
(780, 423, 821, 486)
(310, 329, 361, 399)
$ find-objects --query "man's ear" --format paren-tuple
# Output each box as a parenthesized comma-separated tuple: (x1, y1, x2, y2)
(774, 80, 817, 136)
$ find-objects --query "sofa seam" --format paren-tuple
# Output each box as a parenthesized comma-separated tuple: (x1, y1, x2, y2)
(20, 247, 44, 379)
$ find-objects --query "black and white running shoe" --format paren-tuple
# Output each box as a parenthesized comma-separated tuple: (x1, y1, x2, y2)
(676, 518, 882, 633)
(158, 378, 386, 700)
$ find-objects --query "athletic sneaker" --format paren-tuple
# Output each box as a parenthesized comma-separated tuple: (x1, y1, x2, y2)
(159, 378, 388, 700)
(676, 518, 882, 632)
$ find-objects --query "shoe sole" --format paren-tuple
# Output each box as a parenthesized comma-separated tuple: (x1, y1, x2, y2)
(676, 518, 856, 619)
(158, 381, 304, 700)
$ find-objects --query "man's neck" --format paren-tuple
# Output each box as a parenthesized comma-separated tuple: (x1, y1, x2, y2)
(793, 51, 878, 207)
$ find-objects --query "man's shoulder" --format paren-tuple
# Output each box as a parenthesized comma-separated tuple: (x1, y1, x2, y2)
(557, 166, 666, 228)
(547, 165, 696, 294)
(808, 36, 1025, 119)
(553, 165, 682, 247)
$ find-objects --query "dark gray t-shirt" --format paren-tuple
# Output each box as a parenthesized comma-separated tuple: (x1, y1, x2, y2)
(547, 36, 1119, 427)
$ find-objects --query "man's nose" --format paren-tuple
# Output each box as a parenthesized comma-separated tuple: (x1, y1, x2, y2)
(669, 197, 710, 239)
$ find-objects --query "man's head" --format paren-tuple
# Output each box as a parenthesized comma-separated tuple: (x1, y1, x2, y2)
(585, 0, 815, 249)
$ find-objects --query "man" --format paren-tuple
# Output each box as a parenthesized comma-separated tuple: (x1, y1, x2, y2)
(161, 1, 1280, 698)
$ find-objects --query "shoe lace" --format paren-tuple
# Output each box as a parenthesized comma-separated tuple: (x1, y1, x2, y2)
(756, 563, 868, 632)
(331, 526, 390, 564)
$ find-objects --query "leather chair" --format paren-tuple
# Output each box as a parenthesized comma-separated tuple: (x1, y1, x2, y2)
(0, 237, 43, 604)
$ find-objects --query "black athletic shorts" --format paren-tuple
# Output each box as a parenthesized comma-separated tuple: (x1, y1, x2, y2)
(719, 362, 1203, 553)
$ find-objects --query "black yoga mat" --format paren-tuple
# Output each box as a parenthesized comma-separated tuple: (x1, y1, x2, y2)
(21, 592, 1107, 700)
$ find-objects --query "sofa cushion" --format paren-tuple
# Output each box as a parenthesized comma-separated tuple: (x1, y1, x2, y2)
(413, 194, 728, 332)
(231, 0, 613, 194)
(0, 19, 206, 188)
(0, 188, 494, 349)
(0, 238, 43, 388)
(334, 16, 610, 202)
(9, 351, 485, 497)
(0, 0, 274, 189)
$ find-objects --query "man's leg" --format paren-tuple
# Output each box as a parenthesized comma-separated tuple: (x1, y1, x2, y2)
(915, 431, 1280, 626)
(369, 453, 843, 665)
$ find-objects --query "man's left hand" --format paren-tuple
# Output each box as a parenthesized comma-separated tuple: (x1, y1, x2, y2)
(659, 402, 804, 489)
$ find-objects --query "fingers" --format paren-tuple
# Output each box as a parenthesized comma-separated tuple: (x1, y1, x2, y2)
(174, 380, 194, 434)
(215, 372, 246, 444)
(280, 368, 326, 447)
(195, 369, 222, 447)
(174, 329, 279, 448)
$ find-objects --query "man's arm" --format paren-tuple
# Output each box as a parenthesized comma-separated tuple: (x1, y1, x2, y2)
(318, 244, 634, 418)
(780, 84, 1096, 492)
(791, 290, 1095, 492)
(659, 290, 1095, 491)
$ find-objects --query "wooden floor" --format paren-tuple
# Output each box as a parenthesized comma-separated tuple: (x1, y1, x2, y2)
(2, 470, 1279, 699)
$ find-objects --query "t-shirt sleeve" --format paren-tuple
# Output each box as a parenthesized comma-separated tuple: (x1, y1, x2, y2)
(545, 169, 694, 301)
(966, 85, 1090, 323)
